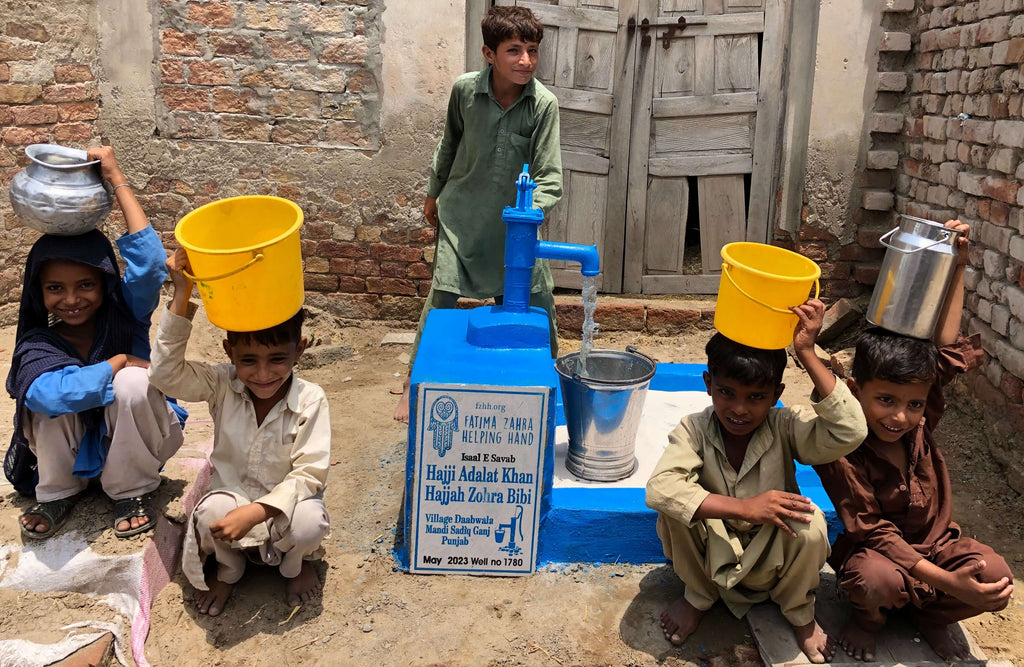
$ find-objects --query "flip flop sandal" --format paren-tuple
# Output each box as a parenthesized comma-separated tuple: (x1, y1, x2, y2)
(20, 497, 76, 540)
(112, 494, 156, 538)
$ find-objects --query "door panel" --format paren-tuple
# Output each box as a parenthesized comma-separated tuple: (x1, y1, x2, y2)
(490, 0, 786, 295)
(499, 0, 637, 292)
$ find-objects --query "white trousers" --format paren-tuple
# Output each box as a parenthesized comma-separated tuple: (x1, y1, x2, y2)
(27, 366, 184, 502)
(184, 491, 330, 589)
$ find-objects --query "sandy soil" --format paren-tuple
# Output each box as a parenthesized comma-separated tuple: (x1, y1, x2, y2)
(1, 309, 1022, 666)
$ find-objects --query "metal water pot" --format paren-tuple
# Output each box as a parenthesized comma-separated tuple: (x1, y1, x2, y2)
(866, 214, 962, 339)
(9, 144, 112, 236)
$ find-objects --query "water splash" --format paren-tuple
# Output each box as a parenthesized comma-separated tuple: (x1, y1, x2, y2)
(577, 274, 600, 377)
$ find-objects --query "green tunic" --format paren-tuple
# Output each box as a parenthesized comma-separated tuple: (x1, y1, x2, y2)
(427, 66, 562, 298)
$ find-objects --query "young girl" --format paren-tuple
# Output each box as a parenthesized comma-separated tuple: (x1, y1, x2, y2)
(5, 146, 185, 540)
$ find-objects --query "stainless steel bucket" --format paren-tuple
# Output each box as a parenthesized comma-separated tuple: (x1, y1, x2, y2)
(555, 347, 656, 482)
(866, 214, 962, 339)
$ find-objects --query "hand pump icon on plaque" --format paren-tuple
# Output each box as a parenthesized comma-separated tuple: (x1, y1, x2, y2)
(495, 505, 525, 556)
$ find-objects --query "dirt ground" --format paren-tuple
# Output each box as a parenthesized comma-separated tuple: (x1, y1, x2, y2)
(1, 305, 1023, 667)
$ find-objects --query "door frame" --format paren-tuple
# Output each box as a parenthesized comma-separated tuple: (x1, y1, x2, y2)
(463, 0, 819, 294)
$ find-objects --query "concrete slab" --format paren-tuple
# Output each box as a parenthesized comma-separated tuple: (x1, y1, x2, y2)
(381, 331, 416, 345)
(538, 363, 841, 564)
(747, 568, 997, 667)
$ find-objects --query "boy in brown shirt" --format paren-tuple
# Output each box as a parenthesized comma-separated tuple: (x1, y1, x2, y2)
(815, 220, 1014, 661)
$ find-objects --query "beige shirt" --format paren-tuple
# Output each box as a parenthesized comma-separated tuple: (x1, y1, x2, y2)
(646, 381, 867, 590)
(149, 309, 331, 529)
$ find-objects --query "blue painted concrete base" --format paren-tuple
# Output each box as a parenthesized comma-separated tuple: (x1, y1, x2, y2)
(538, 363, 841, 565)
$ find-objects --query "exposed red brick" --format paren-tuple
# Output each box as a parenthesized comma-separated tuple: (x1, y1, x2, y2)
(798, 242, 829, 262)
(160, 29, 202, 56)
(163, 87, 211, 112)
(370, 243, 421, 262)
(347, 68, 377, 93)
(240, 66, 291, 88)
(856, 228, 887, 249)
(406, 262, 432, 279)
(5, 22, 49, 42)
(366, 277, 416, 296)
(319, 240, 368, 258)
(267, 36, 310, 61)
(57, 102, 99, 122)
(54, 64, 94, 83)
(354, 258, 380, 276)
(853, 263, 881, 285)
(410, 226, 436, 245)
(271, 119, 322, 144)
(0, 105, 13, 125)
(269, 90, 319, 117)
(53, 122, 91, 143)
(159, 59, 185, 84)
(329, 257, 356, 275)
(337, 275, 366, 292)
(210, 33, 253, 57)
(41, 83, 94, 103)
(218, 115, 271, 141)
(211, 87, 253, 113)
(418, 282, 431, 297)
(0, 41, 37, 61)
(1, 126, 49, 146)
(0, 63, 9, 82)
(12, 104, 57, 125)
(304, 272, 338, 292)
(981, 176, 1019, 204)
(187, 60, 230, 86)
(323, 293, 380, 319)
(321, 37, 368, 64)
(325, 121, 369, 146)
(820, 279, 863, 298)
(819, 261, 852, 280)
(301, 221, 332, 240)
(187, 2, 236, 28)
(379, 261, 406, 278)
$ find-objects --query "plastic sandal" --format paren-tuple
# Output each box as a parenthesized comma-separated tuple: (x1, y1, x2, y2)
(112, 494, 155, 538)
(19, 497, 76, 540)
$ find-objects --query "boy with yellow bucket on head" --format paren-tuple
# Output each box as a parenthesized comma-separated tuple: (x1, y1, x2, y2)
(149, 198, 331, 616)
(645, 243, 867, 662)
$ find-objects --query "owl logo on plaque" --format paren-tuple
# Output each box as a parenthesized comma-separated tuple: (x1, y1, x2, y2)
(427, 394, 459, 457)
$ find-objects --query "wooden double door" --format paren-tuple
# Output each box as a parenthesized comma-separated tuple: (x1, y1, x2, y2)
(493, 0, 787, 294)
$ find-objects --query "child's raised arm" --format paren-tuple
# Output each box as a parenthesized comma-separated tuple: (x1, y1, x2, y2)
(87, 146, 148, 235)
(790, 298, 836, 399)
(165, 249, 195, 319)
(935, 219, 970, 347)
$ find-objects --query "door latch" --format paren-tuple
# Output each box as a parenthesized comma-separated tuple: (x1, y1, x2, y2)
(637, 15, 708, 49)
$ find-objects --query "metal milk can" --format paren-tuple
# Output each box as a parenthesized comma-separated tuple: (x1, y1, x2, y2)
(866, 214, 962, 339)
(9, 144, 112, 236)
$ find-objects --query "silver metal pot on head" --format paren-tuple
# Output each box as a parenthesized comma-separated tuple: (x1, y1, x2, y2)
(866, 214, 963, 339)
(9, 144, 112, 236)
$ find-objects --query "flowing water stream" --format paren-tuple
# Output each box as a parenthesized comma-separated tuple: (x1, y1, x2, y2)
(576, 274, 599, 377)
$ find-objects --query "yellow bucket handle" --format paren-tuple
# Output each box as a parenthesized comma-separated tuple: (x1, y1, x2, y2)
(721, 262, 820, 314)
(184, 252, 264, 282)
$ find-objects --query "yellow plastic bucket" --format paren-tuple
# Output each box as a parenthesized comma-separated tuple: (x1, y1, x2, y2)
(714, 242, 821, 350)
(175, 195, 304, 332)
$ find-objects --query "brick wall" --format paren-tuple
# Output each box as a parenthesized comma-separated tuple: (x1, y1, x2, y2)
(897, 0, 1024, 464)
(0, 0, 444, 326)
(0, 6, 103, 307)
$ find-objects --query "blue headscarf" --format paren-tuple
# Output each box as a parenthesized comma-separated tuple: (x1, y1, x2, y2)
(4, 230, 137, 496)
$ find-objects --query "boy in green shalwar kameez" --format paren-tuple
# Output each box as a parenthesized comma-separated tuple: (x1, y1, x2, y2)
(395, 5, 562, 422)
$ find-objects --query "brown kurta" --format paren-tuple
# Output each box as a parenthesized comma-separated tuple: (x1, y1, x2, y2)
(815, 334, 1012, 627)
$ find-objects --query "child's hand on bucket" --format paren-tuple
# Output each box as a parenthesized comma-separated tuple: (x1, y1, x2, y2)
(943, 219, 970, 266)
(166, 248, 194, 291)
(789, 298, 826, 353)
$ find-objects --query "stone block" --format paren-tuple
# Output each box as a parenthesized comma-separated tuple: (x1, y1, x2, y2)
(818, 298, 864, 345)
(877, 71, 908, 91)
(867, 150, 899, 170)
(979, 16, 1013, 44)
(1010, 234, 1024, 262)
(862, 189, 895, 210)
(980, 220, 1013, 252)
(1005, 284, 1024, 320)
(923, 115, 948, 139)
(993, 304, 1012, 334)
(880, 32, 912, 52)
(872, 112, 904, 134)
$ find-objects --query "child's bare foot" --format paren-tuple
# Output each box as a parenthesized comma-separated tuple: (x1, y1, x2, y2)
(393, 375, 411, 422)
(659, 597, 704, 646)
(195, 570, 234, 617)
(285, 560, 321, 606)
(792, 619, 835, 664)
(838, 619, 876, 661)
(914, 618, 971, 661)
